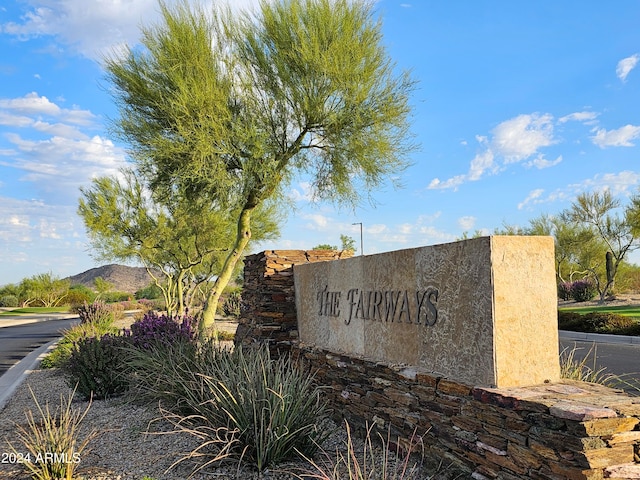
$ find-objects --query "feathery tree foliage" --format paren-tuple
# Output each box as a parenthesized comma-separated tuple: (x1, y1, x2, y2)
(495, 189, 640, 301)
(566, 190, 640, 300)
(79, 170, 280, 316)
(103, 0, 415, 330)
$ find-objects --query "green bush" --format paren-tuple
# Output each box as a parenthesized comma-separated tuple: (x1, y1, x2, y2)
(129, 341, 329, 472)
(63, 290, 91, 309)
(74, 300, 122, 325)
(63, 334, 131, 400)
(135, 283, 163, 300)
(221, 290, 242, 317)
(102, 291, 132, 303)
(558, 311, 640, 335)
(570, 279, 597, 302)
(40, 319, 119, 369)
(0, 294, 19, 307)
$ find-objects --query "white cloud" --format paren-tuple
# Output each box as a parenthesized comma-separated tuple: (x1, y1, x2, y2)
(518, 171, 640, 211)
(616, 54, 639, 82)
(468, 150, 496, 180)
(366, 224, 387, 235)
(0, 93, 126, 204)
(289, 182, 314, 202)
(429, 113, 558, 190)
(574, 170, 640, 196)
(428, 175, 466, 191)
(0, 92, 61, 116)
(0, 92, 96, 126)
(0, 134, 126, 203)
(558, 111, 599, 124)
(457, 216, 476, 230)
(0, 197, 79, 242)
(302, 213, 330, 229)
(591, 125, 640, 148)
(524, 154, 562, 169)
(517, 189, 545, 210)
(491, 113, 556, 162)
(1, 0, 270, 61)
(0, 197, 94, 284)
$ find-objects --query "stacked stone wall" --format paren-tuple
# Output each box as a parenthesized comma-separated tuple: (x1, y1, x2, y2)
(296, 345, 640, 479)
(238, 250, 640, 479)
(235, 249, 352, 352)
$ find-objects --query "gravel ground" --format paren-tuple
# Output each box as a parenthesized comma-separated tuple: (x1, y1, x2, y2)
(558, 292, 640, 309)
(0, 368, 460, 480)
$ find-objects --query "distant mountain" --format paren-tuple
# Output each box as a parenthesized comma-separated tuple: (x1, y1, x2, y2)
(66, 264, 156, 294)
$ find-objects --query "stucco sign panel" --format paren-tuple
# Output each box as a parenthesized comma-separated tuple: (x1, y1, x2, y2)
(294, 236, 560, 388)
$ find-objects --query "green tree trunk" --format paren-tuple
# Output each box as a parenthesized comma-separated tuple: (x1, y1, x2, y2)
(200, 205, 254, 334)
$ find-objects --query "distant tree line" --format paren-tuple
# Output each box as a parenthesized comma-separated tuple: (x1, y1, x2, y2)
(462, 190, 640, 302)
(0, 273, 163, 309)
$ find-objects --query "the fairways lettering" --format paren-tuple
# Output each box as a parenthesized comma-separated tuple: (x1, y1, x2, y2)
(317, 286, 439, 326)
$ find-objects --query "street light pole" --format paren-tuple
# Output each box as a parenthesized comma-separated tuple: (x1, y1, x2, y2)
(352, 222, 363, 256)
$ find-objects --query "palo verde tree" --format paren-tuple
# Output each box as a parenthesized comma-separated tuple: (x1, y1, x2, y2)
(18, 273, 70, 308)
(104, 0, 415, 331)
(79, 170, 280, 316)
(566, 190, 640, 301)
(525, 213, 607, 284)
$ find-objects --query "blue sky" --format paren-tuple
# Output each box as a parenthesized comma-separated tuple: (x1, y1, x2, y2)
(1, 0, 640, 286)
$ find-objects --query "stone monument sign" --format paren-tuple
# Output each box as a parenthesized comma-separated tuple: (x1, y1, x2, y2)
(294, 236, 560, 388)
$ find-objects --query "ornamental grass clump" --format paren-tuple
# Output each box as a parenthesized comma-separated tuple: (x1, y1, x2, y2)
(74, 300, 121, 325)
(198, 344, 330, 471)
(131, 340, 330, 473)
(7, 386, 97, 480)
(297, 421, 428, 480)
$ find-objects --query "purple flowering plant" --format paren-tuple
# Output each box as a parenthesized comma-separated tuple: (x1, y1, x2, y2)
(126, 311, 197, 349)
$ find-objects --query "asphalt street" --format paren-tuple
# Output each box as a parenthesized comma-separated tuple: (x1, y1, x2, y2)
(559, 338, 640, 393)
(0, 316, 78, 376)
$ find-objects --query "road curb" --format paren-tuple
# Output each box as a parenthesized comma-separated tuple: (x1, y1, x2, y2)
(0, 314, 78, 329)
(559, 330, 640, 345)
(0, 339, 59, 412)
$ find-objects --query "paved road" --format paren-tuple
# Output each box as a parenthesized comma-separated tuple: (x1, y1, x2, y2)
(0, 316, 78, 376)
(559, 337, 640, 393)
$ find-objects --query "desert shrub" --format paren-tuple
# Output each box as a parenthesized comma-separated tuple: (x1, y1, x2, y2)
(560, 345, 618, 386)
(221, 290, 242, 317)
(127, 311, 197, 349)
(570, 279, 597, 302)
(7, 386, 97, 480)
(298, 421, 427, 480)
(102, 291, 132, 303)
(135, 283, 163, 300)
(558, 311, 588, 332)
(557, 282, 572, 301)
(73, 300, 120, 325)
(63, 334, 131, 400)
(558, 311, 640, 335)
(0, 294, 19, 307)
(40, 320, 120, 369)
(130, 341, 329, 472)
(117, 299, 148, 311)
(64, 290, 92, 309)
(125, 338, 200, 412)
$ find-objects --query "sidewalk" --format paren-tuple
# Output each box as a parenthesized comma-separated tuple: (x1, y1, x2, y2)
(559, 329, 640, 345)
(0, 313, 78, 328)
(0, 340, 60, 411)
